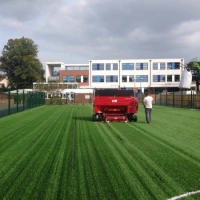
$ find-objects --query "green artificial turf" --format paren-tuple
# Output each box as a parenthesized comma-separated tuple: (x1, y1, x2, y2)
(0, 105, 200, 200)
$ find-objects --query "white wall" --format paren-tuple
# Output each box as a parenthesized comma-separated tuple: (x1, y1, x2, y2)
(90, 58, 184, 89)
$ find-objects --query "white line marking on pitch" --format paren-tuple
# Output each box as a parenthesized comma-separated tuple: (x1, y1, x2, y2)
(168, 190, 200, 200)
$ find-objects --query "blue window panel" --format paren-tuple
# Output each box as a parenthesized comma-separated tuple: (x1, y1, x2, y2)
(140, 75, 144, 82)
(97, 64, 100, 70)
(172, 62, 175, 69)
(97, 76, 100, 82)
(140, 63, 143, 70)
(126, 64, 130, 70)
(67, 76, 70, 82)
(158, 75, 160, 82)
(111, 76, 113, 82)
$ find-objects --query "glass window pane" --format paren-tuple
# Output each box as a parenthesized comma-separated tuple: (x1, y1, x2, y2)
(74, 66, 79, 70)
(67, 67, 73, 70)
(160, 63, 165, 70)
(92, 64, 104, 70)
(113, 63, 118, 70)
(92, 75, 104, 82)
(136, 75, 148, 82)
(129, 75, 134, 82)
(76, 76, 81, 82)
(80, 66, 89, 70)
(106, 75, 118, 82)
(83, 76, 88, 82)
(167, 75, 172, 82)
(122, 75, 127, 82)
(153, 75, 165, 82)
(122, 63, 134, 70)
(175, 62, 180, 69)
(153, 63, 158, 70)
(136, 63, 148, 70)
(175, 75, 180, 82)
(106, 63, 111, 70)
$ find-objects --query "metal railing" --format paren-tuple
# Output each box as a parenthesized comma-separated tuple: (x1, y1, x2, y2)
(138, 91, 200, 109)
(0, 89, 45, 118)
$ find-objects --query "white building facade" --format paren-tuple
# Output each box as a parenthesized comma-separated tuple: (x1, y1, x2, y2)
(45, 58, 192, 93)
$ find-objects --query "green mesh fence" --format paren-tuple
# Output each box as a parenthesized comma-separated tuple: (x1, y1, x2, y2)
(138, 91, 200, 109)
(0, 89, 45, 118)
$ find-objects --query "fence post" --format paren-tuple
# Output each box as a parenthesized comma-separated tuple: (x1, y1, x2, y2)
(193, 91, 195, 108)
(160, 93, 161, 105)
(173, 92, 174, 107)
(181, 90, 183, 108)
(166, 92, 167, 106)
(8, 90, 11, 115)
(23, 90, 25, 111)
(155, 93, 157, 105)
(17, 89, 19, 112)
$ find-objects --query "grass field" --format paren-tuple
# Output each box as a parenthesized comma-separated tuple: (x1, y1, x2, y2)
(1, 105, 200, 200)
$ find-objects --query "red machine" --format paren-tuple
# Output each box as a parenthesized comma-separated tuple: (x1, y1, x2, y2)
(92, 89, 138, 122)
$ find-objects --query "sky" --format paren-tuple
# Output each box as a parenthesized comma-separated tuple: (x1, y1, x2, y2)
(1, 0, 200, 67)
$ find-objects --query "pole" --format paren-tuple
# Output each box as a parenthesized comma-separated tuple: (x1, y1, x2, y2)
(8, 89, 10, 115)
(23, 90, 25, 111)
(119, 60, 121, 89)
(17, 89, 19, 112)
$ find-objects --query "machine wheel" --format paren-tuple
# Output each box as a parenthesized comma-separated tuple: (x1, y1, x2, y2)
(92, 114, 96, 121)
(127, 114, 132, 122)
(99, 114, 103, 121)
(132, 115, 137, 122)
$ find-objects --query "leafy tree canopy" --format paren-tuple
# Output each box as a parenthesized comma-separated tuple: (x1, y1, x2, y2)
(0, 37, 45, 89)
(187, 58, 200, 91)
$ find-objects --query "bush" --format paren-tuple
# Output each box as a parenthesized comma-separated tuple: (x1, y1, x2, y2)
(49, 96, 63, 105)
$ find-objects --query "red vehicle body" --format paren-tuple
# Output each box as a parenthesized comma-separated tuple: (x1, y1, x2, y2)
(93, 89, 138, 122)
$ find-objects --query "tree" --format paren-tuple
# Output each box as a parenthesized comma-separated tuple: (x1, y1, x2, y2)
(0, 37, 45, 89)
(187, 58, 200, 91)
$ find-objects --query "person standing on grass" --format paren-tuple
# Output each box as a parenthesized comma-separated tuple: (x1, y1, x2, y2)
(143, 92, 153, 124)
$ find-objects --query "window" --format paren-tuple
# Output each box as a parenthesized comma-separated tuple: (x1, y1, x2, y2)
(83, 75, 88, 82)
(167, 75, 172, 82)
(76, 76, 81, 82)
(106, 75, 118, 82)
(122, 75, 127, 82)
(66, 66, 89, 70)
(92, 76, 104, 82)
(92, 63, 104, 70)
(153, 63, 158, 70)
(160, 63, 165, 70)
(136, 75, 148, 82)
(67, 67, 73, 70)
(174, 75, 180, 82)
(122, 63, 134, 70)
(175, 62, 180, 69)
(80, 66, 89, 70)
(63, 76, 74, 82)
(167, 62, 180, 70)
(113, 63, 118, 70)
(73, 66, 79, 70)
(106, 63, 111, 70)
(153, 75, 165, 82)
(129, 75, 134, 82)
(136, 63, 148, 70)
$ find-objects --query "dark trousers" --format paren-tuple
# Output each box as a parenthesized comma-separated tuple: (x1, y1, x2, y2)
(145, 108, 152, 123)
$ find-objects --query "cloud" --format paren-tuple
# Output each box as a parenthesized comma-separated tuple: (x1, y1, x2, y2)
(1, 0, 200, 64)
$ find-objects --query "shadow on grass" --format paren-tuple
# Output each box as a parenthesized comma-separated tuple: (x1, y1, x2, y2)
(74, 116, 148, 124)
(135, 121, 147, 124)
(73, 116, 93, 122)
